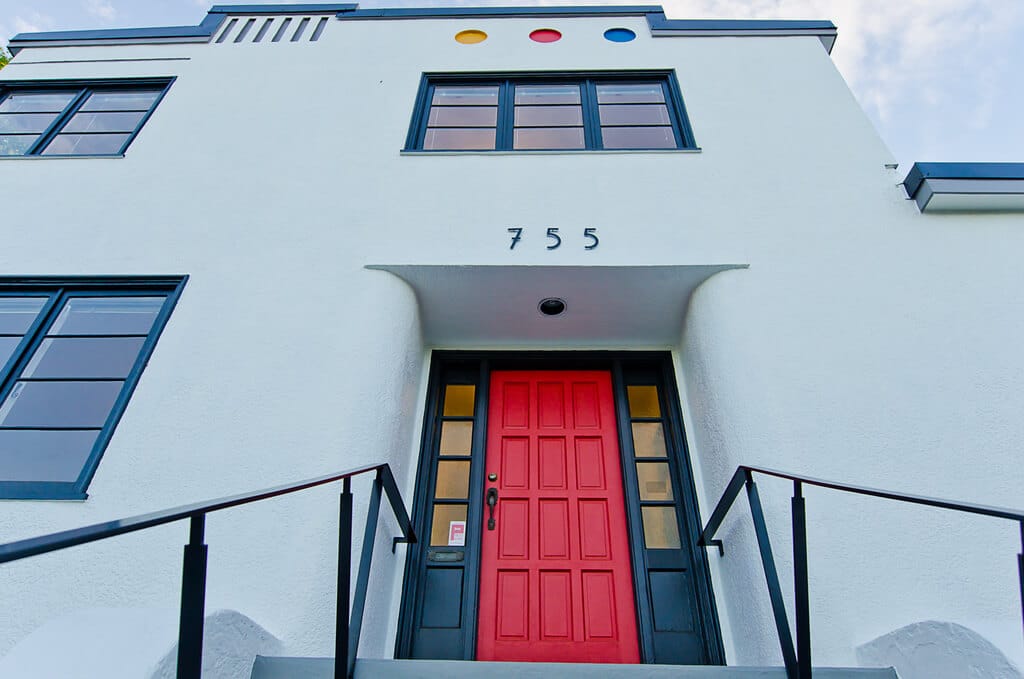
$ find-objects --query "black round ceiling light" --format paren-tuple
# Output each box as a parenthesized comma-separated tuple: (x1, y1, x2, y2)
(538, 298, 566, 316)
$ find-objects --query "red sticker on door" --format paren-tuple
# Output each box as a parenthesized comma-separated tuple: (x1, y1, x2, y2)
(448, 521, 466, 546)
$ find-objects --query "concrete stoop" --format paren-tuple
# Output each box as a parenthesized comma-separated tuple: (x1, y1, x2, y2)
(251, 657, 898, 679)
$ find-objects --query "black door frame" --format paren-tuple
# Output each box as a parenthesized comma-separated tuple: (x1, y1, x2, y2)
(395, 350, 725, 664)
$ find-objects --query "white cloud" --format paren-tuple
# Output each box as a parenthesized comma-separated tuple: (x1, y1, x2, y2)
(84, 0, 117, 22)
(11, 12, 54, 34)
(660, 1, 1018, 121)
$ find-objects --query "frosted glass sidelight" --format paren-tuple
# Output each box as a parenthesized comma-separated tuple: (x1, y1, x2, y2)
(443, 384, 476, 416)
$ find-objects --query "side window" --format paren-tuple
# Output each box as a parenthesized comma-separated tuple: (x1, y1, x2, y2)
(407, 72, 696, 152)
(0, 80, 172, 157)
(0, 280, 184, 499)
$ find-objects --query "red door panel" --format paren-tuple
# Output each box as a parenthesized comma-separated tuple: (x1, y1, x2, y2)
(477, 371, 640, 663)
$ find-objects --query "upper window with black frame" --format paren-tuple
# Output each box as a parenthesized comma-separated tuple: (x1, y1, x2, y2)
(0, 80, 172, 157)
(0, 278, 185, 499)
(406, 72, 696, 152)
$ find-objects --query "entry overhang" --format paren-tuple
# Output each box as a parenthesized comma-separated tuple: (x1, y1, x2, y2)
(903, 162, 1024, 212)
(367, 264, 746, 347)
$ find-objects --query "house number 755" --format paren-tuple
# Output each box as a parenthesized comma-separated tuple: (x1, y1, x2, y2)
(507, 228, 599, 251)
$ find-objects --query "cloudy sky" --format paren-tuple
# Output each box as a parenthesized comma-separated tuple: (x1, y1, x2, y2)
(2, 0, 1022, 172)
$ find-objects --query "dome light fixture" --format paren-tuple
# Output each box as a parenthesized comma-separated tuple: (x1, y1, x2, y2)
(538, 298, 566, 316)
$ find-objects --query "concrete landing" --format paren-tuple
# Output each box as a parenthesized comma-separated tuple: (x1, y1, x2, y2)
(251, 657, 898, 679)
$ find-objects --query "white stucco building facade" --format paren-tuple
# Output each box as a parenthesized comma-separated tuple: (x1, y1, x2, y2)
(0, 5, 1022, 678)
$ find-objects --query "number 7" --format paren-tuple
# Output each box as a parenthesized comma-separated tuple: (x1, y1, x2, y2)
(508, 227, 523, 250)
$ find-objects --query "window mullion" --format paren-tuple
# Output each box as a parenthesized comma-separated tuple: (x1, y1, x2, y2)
(25, 89, 89, 156)
(498, 80, 515, 150)
(419, 82, 435, 149)
(662, 80, 683, 148)
(582, 80, 601, 150)
(0, 290, 62, 404)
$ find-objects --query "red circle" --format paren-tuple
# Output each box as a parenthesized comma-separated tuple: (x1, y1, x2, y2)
(529, 28, 562, 43)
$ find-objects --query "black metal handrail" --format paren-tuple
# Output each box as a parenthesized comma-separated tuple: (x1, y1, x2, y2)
(0, 463, 417, 679)
(699, 465, 1024, 679)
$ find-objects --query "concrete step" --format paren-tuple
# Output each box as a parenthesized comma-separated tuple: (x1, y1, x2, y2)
(251, 657, 898, 679)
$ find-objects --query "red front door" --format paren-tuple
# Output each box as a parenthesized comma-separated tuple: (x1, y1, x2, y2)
(477, 370, 640, 663)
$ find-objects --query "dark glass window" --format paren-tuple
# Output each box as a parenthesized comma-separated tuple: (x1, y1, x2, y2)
(0, 81, 171, 157)
(407, 72, 695, 152)
(0, 280, 184, 499)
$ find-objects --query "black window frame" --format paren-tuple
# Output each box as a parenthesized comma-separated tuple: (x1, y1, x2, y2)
(0, 276, 187, 500)
(0, 78, 174, 158)
(404, 70, 698, 152)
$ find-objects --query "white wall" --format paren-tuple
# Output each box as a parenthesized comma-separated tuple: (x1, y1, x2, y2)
(1, 9, 1022, 670)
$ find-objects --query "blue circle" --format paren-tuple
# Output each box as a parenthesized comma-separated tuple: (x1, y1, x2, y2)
(603, 28, 636, 43)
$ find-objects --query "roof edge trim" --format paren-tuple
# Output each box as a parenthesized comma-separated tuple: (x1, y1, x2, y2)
(903, 162, 1024, 212)
(8, 4, 837, 54)
(646, 12, 837, 52)
(337, 6, 661, 19)
(9, 13, 224, 51)
(211, 3, 358, 13)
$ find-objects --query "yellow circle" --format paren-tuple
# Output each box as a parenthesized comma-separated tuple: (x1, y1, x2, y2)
(455, 29, 488, 44)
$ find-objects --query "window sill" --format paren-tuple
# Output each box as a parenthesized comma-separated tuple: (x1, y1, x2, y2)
(400, 148, 702, 156)
(0, 490, 88, 501)
(0, 154, 125, 160)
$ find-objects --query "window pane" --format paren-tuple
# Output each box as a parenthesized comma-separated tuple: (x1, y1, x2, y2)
(0, 113, 59, 133)
(430, 504, 468, 546)
(80, 90, 162, 111)
(637, 462, 674, 501)
(0, 92, 77, 113)
(602, 126, 676, 149)
(514, 85, 581, 105)
(432, 86, 499, 106)
(599, 104, 671, 126)
(632, 422, 667, 458)
(0, 298, 47, 333)
(423, 128, 496, 150)
(627, 385, 661, 417)
(514, 105, 583, 127)
(513, 127, 585, 150)
(41, 133, 131, 155)
(642, 506, 681, 549)
(435, 460, 471, 499)
(0, 381, 123, 428)
(443, 384, 475, 416)
(427, 106, 497, 127)
(0, 337, 19, 368)
(0, 430, 99, 482)
(22, 337, 146, 379)
(50, 297, 165, 336)
(595, 83, 665, 104)
(0, 135, 37, 155)
(440, 420, 473, 456)
(61, 111, 146, 134)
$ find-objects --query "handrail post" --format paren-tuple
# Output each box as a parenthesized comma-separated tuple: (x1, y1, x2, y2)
(336, 478, 353, 679)
(348, 471, 383, 679)
(746, 473, 798, 678)
(176, 513, 208, 679)
(792, 481, 811, 678)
